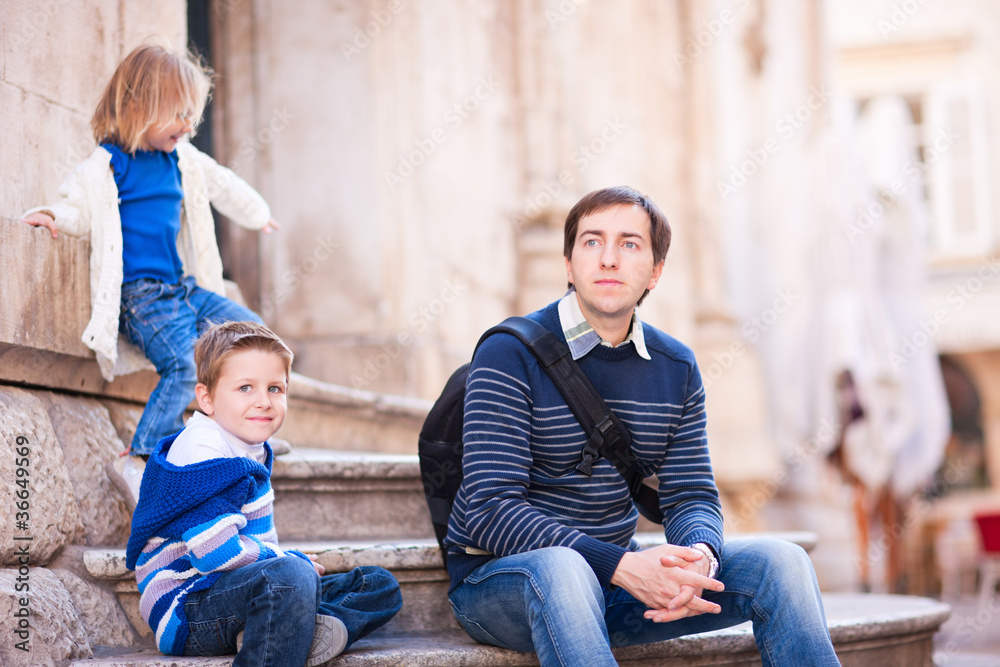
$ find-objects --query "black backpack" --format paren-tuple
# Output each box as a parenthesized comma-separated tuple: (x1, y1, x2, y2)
(418, 316, 663, 568)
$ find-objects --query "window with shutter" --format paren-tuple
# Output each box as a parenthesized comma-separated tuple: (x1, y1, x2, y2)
(924, 84, 993, 258)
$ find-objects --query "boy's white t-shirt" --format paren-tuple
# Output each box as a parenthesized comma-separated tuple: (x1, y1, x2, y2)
(166, 411, 268, 466)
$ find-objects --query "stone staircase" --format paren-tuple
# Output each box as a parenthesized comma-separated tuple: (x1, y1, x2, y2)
(0, 379, 952, 666)
(78, 447, 949, 666)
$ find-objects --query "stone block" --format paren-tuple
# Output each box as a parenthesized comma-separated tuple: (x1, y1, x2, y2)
(38, 392, 132, 546)
(52, 568, 138, 647)
(4, 0, 120, 112)
(0, 342, 159, 406)
(292, 338, 416, 398)
(0, 218, 92, 358)
(99, 399, 145, 458)
(22, 88, 96, 207)
(278, 373, 428, 454)
(0, 567, 91, 666)
(412, 342, 468, 403)
(270, 449, 433, 541)
(289, 336, 468, 402)
(121, 2, 186, 54)
(0, 387, 85, 566)
(0, 83, 27, 217)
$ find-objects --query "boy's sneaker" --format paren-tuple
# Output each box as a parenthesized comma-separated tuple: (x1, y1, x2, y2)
(105, 455, 145, 511)
(236, 614, 348, 665)
(307, 615, 349, 666)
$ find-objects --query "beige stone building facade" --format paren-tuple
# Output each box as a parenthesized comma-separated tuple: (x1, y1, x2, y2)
(4, 0, 1000, 606)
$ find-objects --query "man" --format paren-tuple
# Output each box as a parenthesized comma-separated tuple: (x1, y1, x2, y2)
(444, 186, 840, 666)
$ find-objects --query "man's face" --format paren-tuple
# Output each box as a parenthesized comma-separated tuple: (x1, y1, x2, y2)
(565, 204, 663, 325)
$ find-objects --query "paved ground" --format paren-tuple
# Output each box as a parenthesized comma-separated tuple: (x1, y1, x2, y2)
(934, 595, 1000, 666)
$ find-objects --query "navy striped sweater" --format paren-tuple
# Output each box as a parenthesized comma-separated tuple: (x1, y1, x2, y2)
(444, 301, 723, 591)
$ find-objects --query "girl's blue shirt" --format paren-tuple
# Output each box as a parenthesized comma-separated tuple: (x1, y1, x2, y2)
(103, 143, 185, 284)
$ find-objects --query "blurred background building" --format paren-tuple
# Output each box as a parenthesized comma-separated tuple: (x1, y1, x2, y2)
(3, 0, 1000, 596)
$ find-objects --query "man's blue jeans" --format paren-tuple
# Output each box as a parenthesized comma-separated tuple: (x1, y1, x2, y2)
(119, 276, 263, 455)
(449, 538, 841, 667)
(182, 556, 402, 666)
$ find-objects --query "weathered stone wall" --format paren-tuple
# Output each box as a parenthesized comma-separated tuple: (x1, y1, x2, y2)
(0, 386, 142, 664)
(200, 0, 811, 520)
(9, 0, 957, 605)
(209, 1, 705, 401)
(1, 4, 185, 662)
(0, 0, 189, 391)
(3, 1, 187, 219)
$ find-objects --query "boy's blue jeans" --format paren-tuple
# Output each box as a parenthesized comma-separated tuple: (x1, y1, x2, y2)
(119, 276, 263, 455)
(182, 556, 402, 666)
(449, 538, 842, 667)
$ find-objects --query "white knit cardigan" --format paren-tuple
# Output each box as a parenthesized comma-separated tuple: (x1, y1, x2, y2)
(23, 142, 271, 380)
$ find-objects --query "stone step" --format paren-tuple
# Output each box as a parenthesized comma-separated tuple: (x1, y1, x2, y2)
(269, 448, 433, 541)
(84, 532, 818, 638)
(276, 372, 430, 455)
(99, 372, 430, 457)
(68, 593, 950, 667)
(267, 448, 771, 542)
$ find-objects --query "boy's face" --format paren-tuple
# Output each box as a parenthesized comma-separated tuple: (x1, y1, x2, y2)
(195, 349, 288, 446)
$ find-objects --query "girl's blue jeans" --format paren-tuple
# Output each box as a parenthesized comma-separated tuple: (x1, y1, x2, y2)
(182, 556, 402, 665)
(119, 276, 263, 455)
(448, 538, 842, 667)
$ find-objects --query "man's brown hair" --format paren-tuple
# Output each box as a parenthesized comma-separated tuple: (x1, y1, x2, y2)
(563, 186, 672, 304)
(194, 321, 293, 395)
(92, 44, 213, 154)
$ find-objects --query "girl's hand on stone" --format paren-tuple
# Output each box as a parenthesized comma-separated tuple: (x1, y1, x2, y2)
(21, 212, 58, 238)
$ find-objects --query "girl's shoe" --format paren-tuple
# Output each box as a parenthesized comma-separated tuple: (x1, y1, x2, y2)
(105, 455, 145, 511)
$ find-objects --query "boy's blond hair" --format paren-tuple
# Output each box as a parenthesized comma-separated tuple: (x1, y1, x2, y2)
(194, 322, 293, 395)
(92, 44, 213, 154)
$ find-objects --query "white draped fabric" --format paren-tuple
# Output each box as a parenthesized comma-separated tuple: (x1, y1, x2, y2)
(804, 96, 950, 498)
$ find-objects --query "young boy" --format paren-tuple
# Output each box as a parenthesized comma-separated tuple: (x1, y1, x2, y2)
(125, 321, 402, 665)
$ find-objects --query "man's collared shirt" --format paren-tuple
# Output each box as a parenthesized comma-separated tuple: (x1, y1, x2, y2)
(557, 288, 651, 361)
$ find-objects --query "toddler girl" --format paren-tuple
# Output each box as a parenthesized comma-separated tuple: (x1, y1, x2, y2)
(21, 44, 280, 508)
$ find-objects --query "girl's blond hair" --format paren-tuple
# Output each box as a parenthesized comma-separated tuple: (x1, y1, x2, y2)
(92, 44, 213, 154)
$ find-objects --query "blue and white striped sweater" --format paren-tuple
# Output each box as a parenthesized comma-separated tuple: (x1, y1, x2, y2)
(125, 434, 310, 655)
(445, 301, 723, 591)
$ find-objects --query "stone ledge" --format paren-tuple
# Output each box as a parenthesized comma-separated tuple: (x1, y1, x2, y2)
(83, 532, 822, 637)
(0, 341, 160, 403)
(268, 448, 433, 540)
(287, 372, 432, 422)
(83, 532, 819, 583)
(270, 447, 423, 481)
(67, 594, 950, 667)
(0, 356, 427, 430)
(0, 218, 427, 412)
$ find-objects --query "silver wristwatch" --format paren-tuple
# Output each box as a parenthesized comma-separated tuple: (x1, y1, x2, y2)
(691, 543, 719, 579)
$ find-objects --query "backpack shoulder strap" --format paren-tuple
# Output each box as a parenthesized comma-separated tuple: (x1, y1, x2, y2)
(474, 316, 663, 524)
